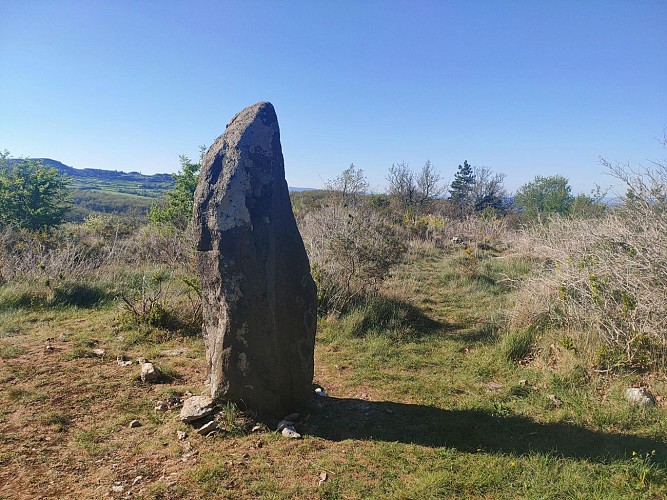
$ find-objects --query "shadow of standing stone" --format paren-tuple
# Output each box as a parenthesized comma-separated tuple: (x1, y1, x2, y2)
(193, 101, 317, 417)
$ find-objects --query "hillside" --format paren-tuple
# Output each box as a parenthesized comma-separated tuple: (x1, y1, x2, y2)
(4, 159, 316, 221)
(8, 158, 176, 198)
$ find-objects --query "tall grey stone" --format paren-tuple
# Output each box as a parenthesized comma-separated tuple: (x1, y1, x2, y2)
(193, 102, 317, 416)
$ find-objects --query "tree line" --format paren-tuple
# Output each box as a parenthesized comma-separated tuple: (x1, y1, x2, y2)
(0, 148, 603, 232)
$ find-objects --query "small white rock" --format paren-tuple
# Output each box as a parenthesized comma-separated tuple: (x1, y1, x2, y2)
(129, 420, 141, 428)
(281, 426, 301, 439)
(92, 348, 105, 357)
(117, 356, 132, 367)
(180, 395, 215, 423)
(196, 419, 217, 435)
(140, 362, 160, 383)
(154, 401, 169, 412)
(314, 387, 328, 397)
(625, 387, 655, 406)
(177, 430, 187, 440)
(111, 484, 124, 493)
(548, 394, 563, 407)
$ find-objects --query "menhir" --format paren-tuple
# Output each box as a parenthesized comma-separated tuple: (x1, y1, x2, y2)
(193, 101, 317, 416)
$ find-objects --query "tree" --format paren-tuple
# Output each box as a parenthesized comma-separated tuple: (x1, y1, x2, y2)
(387, 161, 443, 211)
(415, 160, 444, 207)
(514, 175, 574, 218)
(149, 149, 203, 229)
(471, 166, 507, 214)
(386, 162, 416, 210)
(325, 163, 368, 207)
(0, 151, 71, 231)
(449, 160, 475, 209)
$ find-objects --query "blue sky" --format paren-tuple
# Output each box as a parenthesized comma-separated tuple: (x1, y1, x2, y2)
(1, 1, 665, 194)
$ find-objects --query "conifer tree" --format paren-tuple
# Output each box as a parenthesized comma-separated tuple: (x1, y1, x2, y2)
(448, 160, 475, 208)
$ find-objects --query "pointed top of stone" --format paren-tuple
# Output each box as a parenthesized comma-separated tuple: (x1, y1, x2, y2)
(226, 101, 275, 129)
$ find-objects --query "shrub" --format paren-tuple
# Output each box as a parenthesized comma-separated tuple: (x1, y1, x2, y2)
(510, 153, 667, 370)
(300, 202, 406, 313)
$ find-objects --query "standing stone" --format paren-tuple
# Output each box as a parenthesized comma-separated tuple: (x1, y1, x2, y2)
(193, 101, 317, 416)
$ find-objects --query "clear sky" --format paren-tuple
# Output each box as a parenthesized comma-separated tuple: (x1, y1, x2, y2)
(1, 1, 665, 194)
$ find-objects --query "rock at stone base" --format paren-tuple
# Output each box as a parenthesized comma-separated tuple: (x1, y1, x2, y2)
(180, 395, 215, 423)
(281, 426, 301, 439)
(193, 101, 317, 417)
(625, 387, 655, 406)
(195, 419, 218, 435)
(140, 362, 160, 383)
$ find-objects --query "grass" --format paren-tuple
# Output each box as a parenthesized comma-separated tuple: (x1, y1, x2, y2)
(0, 344, 26, 359)
(0, 244, 665, 498)
(500, 328, 536, 361)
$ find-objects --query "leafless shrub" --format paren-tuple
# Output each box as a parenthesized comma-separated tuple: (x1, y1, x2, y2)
(512, 155, 667, 370)
(299, 201, 406, 313)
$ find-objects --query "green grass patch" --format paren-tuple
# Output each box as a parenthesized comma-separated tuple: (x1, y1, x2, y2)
(0, 344, 26, 359)
(501, 328, 537, 362)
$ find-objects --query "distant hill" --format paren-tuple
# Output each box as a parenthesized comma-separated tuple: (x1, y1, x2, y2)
(7, 158, 175, 198)
(3, 158, 314, 221)
(6, 158, 314, 195)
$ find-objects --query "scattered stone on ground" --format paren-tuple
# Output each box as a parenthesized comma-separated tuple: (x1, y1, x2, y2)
(179, 395, 215, 423)
(140, 362, 160, 383)
(116, 355, 132, 367)
(177, 430, 187, 440)
(318, 471, 328, 486)
(154, 401, 169, 412)
(487, 382, 503, 392)
(251, 424, 263, 432)
(281, 426, 301, 439)
(163, 396, 181, 409)
(548, 394, 563, 407)
(111, 484, 124, 493)
(129, 420, 141, 428)
(92, 348, 105, 357)
(193, 101, 317, 416)
(519, 379, 528, 386)
(45, 343, 54, 352)
(132, 476, 143, 485)
(195, 419, 218, 435)
(315, 387, 328, 397)
(625, 387, 655, 406)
